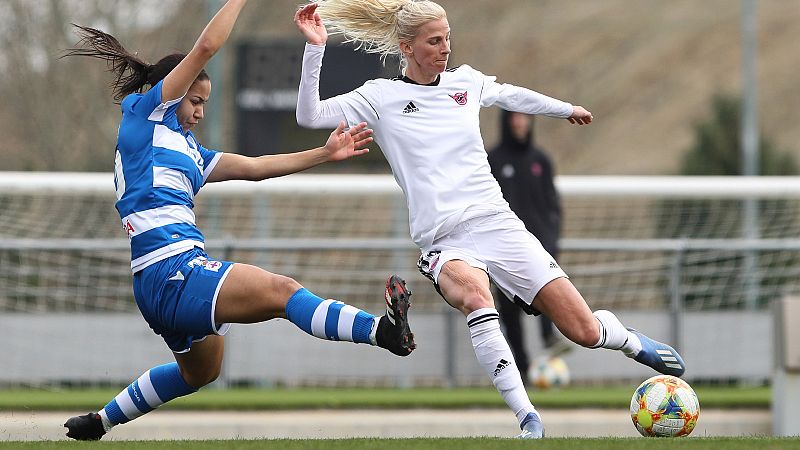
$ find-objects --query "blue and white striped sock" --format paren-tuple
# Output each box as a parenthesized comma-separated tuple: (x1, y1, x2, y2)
(98, 363, 196, 430)
(285, 288, 377, 345)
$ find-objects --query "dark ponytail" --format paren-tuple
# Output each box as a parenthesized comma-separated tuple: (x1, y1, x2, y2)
(63, 24, 151, 101)
(63, 25, 208, 101)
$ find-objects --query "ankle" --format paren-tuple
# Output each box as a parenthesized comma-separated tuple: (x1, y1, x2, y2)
(369, 316, 380, 345)
(97, 411, 113, 432)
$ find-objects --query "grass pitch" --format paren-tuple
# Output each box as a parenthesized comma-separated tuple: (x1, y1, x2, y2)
(0, 386, 776, 446)
(0, 385, 770, 411)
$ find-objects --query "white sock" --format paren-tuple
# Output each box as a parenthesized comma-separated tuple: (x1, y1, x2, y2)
(592, 310, 642, 357)
(97, 410, 114, 432)
(368, 317, 379, 345)
(467, 308, 536, 425)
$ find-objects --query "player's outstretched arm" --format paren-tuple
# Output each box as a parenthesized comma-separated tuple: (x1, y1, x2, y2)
(294, 3, 347, 129)
(206, 121, 372, 183)
(161, 0, 247, 103)
(567, 106, 593, 125)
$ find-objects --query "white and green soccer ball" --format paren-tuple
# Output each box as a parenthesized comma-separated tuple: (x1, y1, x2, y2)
(528, 356, 570, 390)
(630, 375, 700, 437)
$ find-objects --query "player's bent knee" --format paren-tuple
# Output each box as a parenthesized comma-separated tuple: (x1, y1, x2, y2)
(281, 275, 303, 296)
(573, 322, 601, 348)
(459, 291, 494, 315)
(183, 365, 221, 389)
(267, 273, 303, 302)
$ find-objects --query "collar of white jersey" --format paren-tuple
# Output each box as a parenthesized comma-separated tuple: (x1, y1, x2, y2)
(395, 74, 441, 86)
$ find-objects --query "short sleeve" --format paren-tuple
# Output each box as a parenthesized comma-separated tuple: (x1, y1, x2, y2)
(195, 141, 222, 184)
(121, 81, 184, 123)
(460, 65, 502, 108)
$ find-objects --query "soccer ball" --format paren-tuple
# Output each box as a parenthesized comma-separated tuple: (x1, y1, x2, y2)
(630, 375, 700, 437)
(528, 356, 570, 390)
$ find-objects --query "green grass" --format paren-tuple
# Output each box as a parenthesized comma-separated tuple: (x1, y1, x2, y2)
(0, 386, 770, 411)
(1, 438, 799, 450)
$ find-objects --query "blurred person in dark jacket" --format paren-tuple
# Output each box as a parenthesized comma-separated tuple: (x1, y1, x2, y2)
(488, 110, 569, 385)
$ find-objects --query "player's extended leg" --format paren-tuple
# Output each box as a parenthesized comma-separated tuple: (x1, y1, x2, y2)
(64, 336, 224, 441)
(533, 278, 685, 376)
(438, 260, 543, 439)
(214, 263, 415, 356)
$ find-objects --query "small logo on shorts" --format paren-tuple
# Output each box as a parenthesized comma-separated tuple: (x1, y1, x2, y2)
(549, 261, 559, 269)
(169, 271, 185, 281)
(188, 257, 222, 272)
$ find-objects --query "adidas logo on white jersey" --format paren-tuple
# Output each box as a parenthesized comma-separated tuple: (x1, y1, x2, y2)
(402, 101, 419, 114)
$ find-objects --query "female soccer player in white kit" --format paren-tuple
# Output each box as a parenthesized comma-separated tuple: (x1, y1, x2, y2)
(61, 0, 415, 440)
(294, 0, 686, 439)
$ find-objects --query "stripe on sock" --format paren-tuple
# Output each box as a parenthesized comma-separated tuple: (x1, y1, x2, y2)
(336, 304, 359, 341)
(103, 399, 129, 425)
(324, 301, 346, 340)
(311, 299, 337, 338)
(285, 288, 375, 344)
(127, 381, 153, 414)
(137, 370, 163, 408)
(112, 390, 138, 423)
(467, 312, 500, 328)
(590, 317, 608, 349)
(101, 363, 195, 427)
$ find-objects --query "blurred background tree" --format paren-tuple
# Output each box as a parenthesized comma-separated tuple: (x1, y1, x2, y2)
(0, 0, 199, 171)
(658, 93, 798, 309)
(681, 94, 797, 176)
(0, 0, 798, 173)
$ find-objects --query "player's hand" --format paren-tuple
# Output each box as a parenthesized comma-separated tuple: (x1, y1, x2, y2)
(294, 3, 328, 45)
(323, 121, 373, 162)
(567, 106, 593, 125)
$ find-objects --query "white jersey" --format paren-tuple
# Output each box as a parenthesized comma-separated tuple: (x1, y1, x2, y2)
(297, 43, 573, 249)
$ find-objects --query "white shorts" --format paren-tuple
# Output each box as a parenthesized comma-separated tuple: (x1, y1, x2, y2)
(416, 211, 567, 314)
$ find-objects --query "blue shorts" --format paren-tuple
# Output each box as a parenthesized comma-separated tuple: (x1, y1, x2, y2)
(133, 248, 234, 353)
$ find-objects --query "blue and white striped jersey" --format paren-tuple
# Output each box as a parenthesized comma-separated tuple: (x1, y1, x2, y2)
(114, 81, 221, 273)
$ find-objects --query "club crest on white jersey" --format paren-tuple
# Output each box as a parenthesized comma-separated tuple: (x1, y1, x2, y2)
(448, 91, 468, 105)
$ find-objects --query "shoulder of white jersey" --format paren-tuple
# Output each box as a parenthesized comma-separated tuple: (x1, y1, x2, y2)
(443, 65, 484, 81)
(441, 64, 485, 85)
(448, 64, 480, 72)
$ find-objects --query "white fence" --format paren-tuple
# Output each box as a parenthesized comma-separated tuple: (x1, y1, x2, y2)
(2, 173, 799, 385)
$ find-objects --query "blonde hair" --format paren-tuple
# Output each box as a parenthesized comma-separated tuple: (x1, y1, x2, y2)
(314, 0, 447, 68)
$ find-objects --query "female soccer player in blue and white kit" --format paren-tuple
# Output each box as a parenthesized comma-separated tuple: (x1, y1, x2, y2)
(295, 0, 686, 439)
(62, 0, 414, 441)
